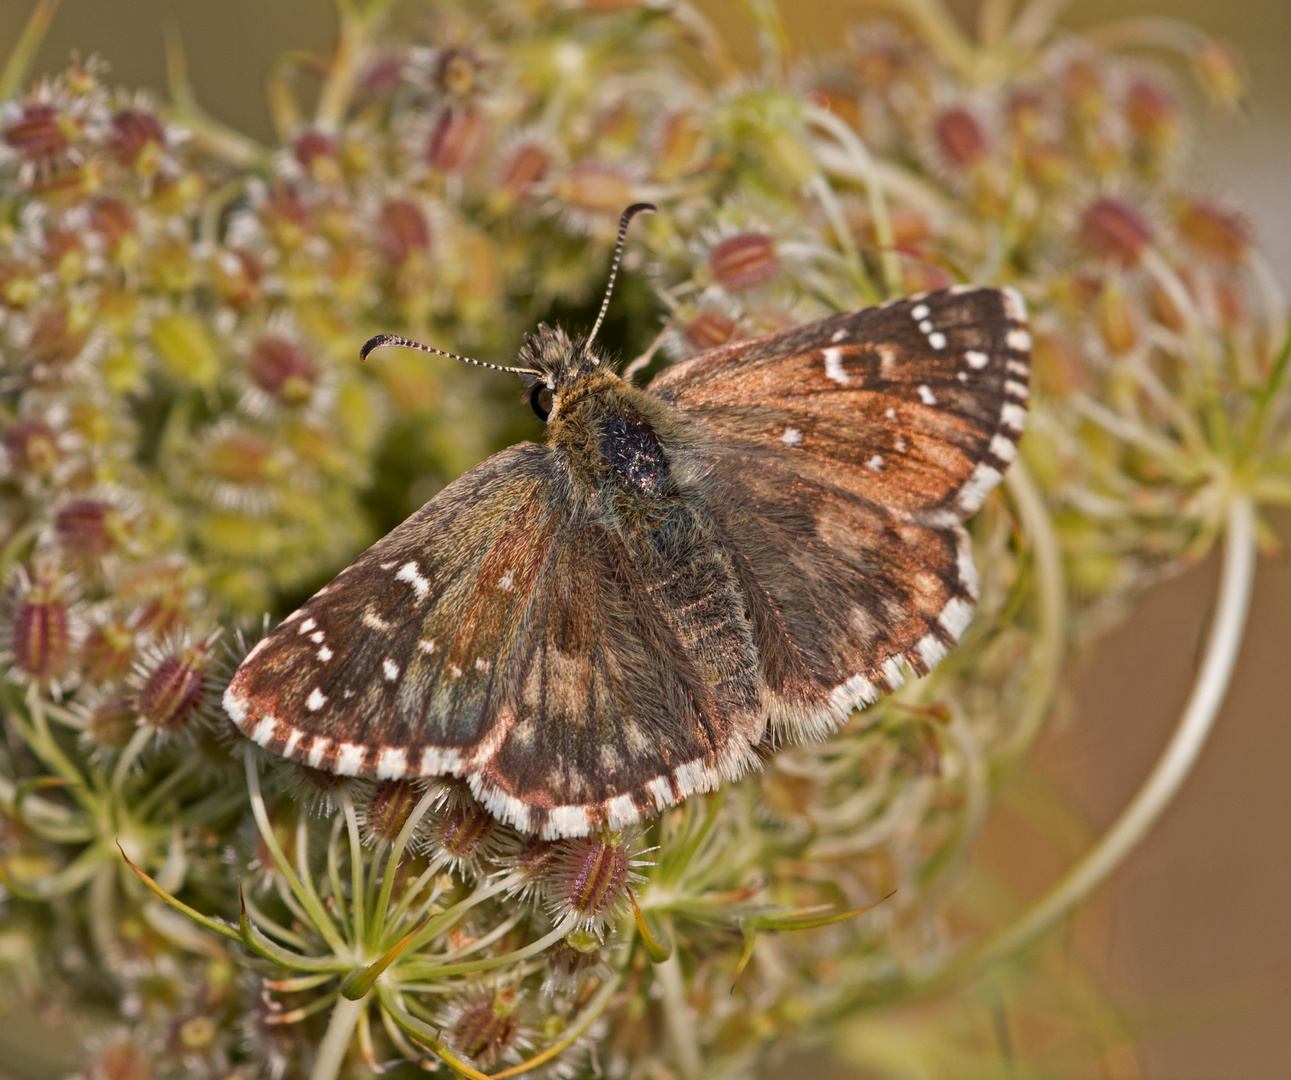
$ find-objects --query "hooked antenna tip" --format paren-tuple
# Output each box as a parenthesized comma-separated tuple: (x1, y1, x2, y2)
(360, 334, 400, 363)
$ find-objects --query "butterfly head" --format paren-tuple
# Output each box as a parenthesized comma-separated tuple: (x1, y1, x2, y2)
(516, 323, 612, 422)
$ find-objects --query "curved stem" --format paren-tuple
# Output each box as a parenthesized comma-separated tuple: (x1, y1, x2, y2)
(960, 494, 1256, 972)
(997, 462, 1067, 765)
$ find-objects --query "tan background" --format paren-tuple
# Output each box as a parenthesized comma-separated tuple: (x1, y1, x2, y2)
(0, 2, 1288, 1077)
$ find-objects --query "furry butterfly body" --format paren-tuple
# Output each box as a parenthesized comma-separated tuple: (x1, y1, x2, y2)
(224, 284, 1031, 838)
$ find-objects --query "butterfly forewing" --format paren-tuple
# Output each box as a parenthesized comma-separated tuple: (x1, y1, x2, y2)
(649, 286, 1030, 521)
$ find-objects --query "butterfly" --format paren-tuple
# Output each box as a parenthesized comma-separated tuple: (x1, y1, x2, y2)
(223, 204, 1031, 839)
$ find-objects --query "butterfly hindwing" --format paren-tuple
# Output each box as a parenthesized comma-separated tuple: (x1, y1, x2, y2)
(649, 286, 1030, 521)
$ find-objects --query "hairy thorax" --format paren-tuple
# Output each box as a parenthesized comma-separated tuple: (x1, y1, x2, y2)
(547, 371, 677, 508)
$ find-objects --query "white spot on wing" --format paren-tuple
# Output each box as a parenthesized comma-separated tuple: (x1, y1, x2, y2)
(306, 688, 327, 712)
(310, 630, 325, 644)
(830, 328, 846, 343)
(911, 303, 931, 319)
(395, 561, 430, 600)
(990, 433, 1018, 462)
(298, 617, 316, 634)
(317, 645, 333, 661)
(1007, 328, 1032, 351)
(884, 407, 896, 420)
(243, 637, 271, 664)
(866, 454, 883, 472)
(918, 384, 938, 406)
(928, 332, 947, 349)
(475, 657, 490, 673)
(335, 743, 365, 775)
(938, 596, 975, 639)
(418, 639, 436, 655)
(919, 319, 934, 333)
(966, 350, 989, 369)
(782, 426, 802, 446)
(251, 716, 276, 746)
(362, 608, 391, 632)
(605, 794, 640, 829)
(1001, 402, 1027, 432)
(383, 658, 400, 681)
(375, 747, 408, 779)
(823, 346, 849, 384)
(498, 572, 514, 592)
(917, 633, 948, 669)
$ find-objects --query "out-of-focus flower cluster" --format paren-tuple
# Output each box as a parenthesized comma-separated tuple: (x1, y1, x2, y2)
(0, 1, 1285, 1078)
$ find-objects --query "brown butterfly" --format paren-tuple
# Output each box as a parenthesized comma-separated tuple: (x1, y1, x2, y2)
(223, 204, 1031, 838)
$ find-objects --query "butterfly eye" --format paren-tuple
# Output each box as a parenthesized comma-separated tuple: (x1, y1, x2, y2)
(530, 385, 553, 422)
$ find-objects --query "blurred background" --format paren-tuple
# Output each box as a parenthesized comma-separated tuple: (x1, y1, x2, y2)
(0, 2, 1287, 1077)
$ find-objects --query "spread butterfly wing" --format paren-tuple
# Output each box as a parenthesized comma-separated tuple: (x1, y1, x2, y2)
(652, 286, 1031, 736)
(223, 443, 762, 838)
(685, 443, 979, 738)
(649, 286, 1031, 523)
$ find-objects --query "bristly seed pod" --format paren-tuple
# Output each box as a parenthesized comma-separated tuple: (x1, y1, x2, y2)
(86, 697, 139, 750)
(132, 632, 219, 731)
(707, 233, 780, 290)
(3, 565, 79, 693)
(377, 198, 432, 265)
(54, 498, 118, 560)
(448, 992, 522, 1069)
(1172, 197, 1250, 266)
(433, 797, 496, 865)
(362, 779, 425, 845)
(683, 310, 736, 351)
(933, 105, 989, 168)
(247, 335, 318, 405)
(426, 104, 485, 172)
(1080, 196, 1152, 267)
(552, 835, 634, 928)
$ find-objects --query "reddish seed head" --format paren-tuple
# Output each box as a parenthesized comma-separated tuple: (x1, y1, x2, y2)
(427, 105, 485, 172)
(3, 419, 60, 475)
(207, 431, 272, 484)
(557, 836, 629, 921)
(437, 799, 495, 861)
(558, 161, 634, 213)
(137, 652, 206, 729)
(933, 106, 988, 168)
(1173, 198, 1250, 266)
(1080, 197, 1152, 267)
(4, 104, 71, 165)
(377, 198, 431, 265)
(498, 143, 551, 200)
(708, 233, 780, 290)
(109, 109, 165, 169)
(90, 196, 136, 245)
(26, 307, 89, 370)
(211, 247, 262, 308)
(365, 780, 422, 844)
(248, 335, 317, 402)
(293, 129, 335, 170)
(451, 995, 518, 1068)
(11, 582, 72, 682)
(82, 620, 135, 684)
(88, 698, 138, 749)
(683, 311, 736, 350)
(1124, 79, 1177, 146)
(55, 499, 116, 559)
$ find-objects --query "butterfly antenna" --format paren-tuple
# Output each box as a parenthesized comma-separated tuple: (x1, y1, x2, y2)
(360, 334, 542, 378)
(587, 202, 656, 346)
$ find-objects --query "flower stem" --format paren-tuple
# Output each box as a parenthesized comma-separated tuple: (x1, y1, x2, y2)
(657, 947, 701, 1080)
(311, 993, 366, 1080)
(962, 494, 1256, 972)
